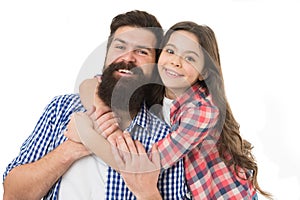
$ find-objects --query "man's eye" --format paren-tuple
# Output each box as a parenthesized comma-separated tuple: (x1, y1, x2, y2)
(115, 45, 125, 50)
(136, 49, 149, 55)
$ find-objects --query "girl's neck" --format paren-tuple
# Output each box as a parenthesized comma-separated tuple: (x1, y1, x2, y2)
(165, 88, 186, 100)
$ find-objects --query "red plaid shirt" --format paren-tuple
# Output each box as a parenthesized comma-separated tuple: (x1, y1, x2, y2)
(157, 83, 255, 199)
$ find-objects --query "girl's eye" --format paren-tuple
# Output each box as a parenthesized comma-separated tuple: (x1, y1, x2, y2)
(166, 48, 174, 54)
(185, 56, 195, 62)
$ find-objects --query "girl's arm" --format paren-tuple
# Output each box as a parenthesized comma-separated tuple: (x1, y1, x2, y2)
(68, 77, 122, 170)
(78, 77, 163, 198)
(65, 111, 120, 171)
(157, 103, 219, 168)
(91, 100, 219, 169)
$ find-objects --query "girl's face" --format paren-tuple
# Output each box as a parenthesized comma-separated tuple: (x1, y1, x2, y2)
(158, 30, 204, 99)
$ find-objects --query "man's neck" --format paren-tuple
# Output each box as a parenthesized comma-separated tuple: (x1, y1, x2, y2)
(93, 87, 139, 130)
(114, 110, 133, 130)
(79, 79, 138, 130)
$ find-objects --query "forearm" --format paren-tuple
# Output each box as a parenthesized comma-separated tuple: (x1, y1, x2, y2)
(3, 140, 88, 200)
(78, 126, 119, 170)
(70, 112, 119, 170)
(4, 156, 65, 200)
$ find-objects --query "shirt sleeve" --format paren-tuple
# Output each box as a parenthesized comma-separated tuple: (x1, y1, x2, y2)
(157, 102, 219, 169)
(2, 95, 69, 181)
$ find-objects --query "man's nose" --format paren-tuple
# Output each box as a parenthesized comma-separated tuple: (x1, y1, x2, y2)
(121, 51, 136, 63)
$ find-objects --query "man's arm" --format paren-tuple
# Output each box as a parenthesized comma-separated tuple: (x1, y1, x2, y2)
(3, 94, 88, 200)
(3, 140, 89, 200)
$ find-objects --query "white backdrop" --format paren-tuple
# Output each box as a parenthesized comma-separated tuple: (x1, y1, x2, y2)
(1, 0, 299, 199)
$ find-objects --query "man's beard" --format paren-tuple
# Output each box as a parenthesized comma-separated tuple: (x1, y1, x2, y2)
(98, 61, 146, 119)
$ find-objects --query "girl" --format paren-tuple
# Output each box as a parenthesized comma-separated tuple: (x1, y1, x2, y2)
(109, 21, 272, 199)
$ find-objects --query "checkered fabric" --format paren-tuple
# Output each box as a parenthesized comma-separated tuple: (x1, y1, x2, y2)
(156, 83, 256, 199)
(3, 94, 188, 199)
(105, 103, 187, 199)
(3, 94, 85, 200)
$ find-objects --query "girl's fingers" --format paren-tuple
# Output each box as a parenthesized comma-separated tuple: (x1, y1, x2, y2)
(134, 140, 146, 155)
(86, 106, 96, 116)
(100, 123, 119, 138)
(111, 145, 125, 170)
(116, 135, 131, 163)
(90, 106, 111, 121)
(133, 140, 149, 172)
(96, 112, 119, 128)
(96, 119, 119, 133)
(123, 132, 138, 154)
(150, 143, 161, 169)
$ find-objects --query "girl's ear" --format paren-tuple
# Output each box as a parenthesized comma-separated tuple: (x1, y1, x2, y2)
(198, 70, 208, 81)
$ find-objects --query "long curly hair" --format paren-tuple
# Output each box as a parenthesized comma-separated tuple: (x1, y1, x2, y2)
(159, 21, 272, 199)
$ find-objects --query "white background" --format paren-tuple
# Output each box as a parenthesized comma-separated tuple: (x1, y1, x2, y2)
(1, 0, 300, 199)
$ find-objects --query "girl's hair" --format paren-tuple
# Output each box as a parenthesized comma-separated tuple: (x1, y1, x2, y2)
(160, 21, 272, 198)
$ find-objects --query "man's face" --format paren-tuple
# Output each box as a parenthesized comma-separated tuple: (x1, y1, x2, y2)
(98, 61, 146, 118)
(104, 26, 157, 80)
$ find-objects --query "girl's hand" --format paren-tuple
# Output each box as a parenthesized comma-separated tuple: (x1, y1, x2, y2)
(112, 132, 162, 200)
(93, 110, 120, 139)
(89, 105, 123, 146)
(64, 107, 95, 143)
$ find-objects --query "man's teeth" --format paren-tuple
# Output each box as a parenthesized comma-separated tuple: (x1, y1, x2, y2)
(118, 69, 133, 74)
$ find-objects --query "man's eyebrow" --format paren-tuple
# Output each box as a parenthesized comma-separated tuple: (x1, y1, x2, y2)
(114, 38, 153, 51)
(113, 38, 126, 44)
(135, 45, 153, 51)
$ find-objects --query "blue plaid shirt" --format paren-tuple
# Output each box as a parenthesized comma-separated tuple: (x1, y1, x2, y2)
(106, 102, 187, 199)
(3, 94, 187, 199)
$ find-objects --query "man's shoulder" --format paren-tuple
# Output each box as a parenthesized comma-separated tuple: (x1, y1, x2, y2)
(48, 93, 84, 111)
(49, 93, 79, 104)
(42, 93, 85, 124)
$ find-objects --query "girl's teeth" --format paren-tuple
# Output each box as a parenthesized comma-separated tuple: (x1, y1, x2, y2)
(166, 69, 178, 76)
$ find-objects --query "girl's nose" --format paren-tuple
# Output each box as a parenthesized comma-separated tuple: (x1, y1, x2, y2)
(171, 54, 182, 68)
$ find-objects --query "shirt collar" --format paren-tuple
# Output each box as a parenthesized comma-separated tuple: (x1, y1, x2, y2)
(172, 83, 207, 108)
(125, 102, 149, 132)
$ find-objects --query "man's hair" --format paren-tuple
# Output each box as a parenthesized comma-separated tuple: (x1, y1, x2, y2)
(106, 10, 163, 62)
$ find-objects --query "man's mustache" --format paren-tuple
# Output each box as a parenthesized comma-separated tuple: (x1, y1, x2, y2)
(105, 61, 143, 76)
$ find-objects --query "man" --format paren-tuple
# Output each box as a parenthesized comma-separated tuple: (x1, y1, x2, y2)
(3, 10, 187, 199)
